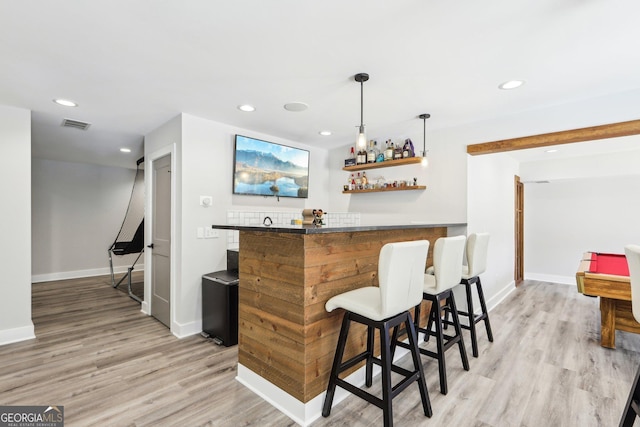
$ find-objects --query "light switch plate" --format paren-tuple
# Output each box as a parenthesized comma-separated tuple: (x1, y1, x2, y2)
(200, 196, 213, 207)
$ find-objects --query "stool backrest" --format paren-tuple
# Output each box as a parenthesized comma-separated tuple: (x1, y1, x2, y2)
(433, 235, 466, 293)
(624, 244, 640, 323)
(466, 232, 490, 277)
(379, 240, 430, 318)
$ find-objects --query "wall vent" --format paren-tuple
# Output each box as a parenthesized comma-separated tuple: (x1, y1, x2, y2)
(61, 118, 91, 131)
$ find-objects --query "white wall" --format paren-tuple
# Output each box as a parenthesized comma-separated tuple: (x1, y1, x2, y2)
(467, 152, 520, 308)
(145, 113, 330, 337)
(0, 105, 34, 345)
(521, 149, 640, 284)
(31, 158, 140, 281)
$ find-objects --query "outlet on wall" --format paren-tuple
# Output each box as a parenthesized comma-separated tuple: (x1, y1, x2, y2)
(204, 227, 219, 239)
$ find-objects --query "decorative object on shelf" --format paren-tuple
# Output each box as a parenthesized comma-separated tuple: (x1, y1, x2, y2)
(354, 73, 369, 152)
(302, 208, 325, 225)
(419, 113, 431, 167)
(403, 138, 415, 157)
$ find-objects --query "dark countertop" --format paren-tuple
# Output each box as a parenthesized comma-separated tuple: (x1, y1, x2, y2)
(211, 222, 466, 235)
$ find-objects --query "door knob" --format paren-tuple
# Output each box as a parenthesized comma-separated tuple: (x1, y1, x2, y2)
(147, 243, 154, 249)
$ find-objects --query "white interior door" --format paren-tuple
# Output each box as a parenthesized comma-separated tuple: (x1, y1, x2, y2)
(151, 154, 171, 327)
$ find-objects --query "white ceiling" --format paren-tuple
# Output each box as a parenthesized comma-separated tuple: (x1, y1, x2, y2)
(3, 1, 640, 168)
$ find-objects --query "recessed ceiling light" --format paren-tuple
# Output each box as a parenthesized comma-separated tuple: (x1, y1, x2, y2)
(238, 104, 255, 112)
(284, 102, 308, 112)
(545, 149, 558, 153)
(319, 130, 332, 136)
(53, 99, 78, 107)
(120, 148, 131, 153)
(498, 80, 525, 90)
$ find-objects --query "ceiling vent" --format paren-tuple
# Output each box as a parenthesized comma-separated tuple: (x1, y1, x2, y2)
(61, 118, 91, 131)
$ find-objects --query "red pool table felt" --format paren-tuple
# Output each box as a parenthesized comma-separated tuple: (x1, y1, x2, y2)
(587, 252, 630, 277)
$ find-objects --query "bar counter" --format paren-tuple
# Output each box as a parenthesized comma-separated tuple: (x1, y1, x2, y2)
(211, 222, 465, 422)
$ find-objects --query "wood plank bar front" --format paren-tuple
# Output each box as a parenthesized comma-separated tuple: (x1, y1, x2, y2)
(237, 226, 447, 402)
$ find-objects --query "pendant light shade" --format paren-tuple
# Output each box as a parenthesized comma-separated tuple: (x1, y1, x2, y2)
(419, 113, 430, 167)
(354, 73, 369, 150)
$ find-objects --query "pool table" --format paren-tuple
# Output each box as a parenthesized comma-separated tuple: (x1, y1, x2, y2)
(576, 251, 640, 349)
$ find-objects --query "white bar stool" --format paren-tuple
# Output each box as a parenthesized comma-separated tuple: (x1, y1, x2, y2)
(621, 244, 640, 426)
(416, 235, 469, 395)
(322, 240, 432, 427)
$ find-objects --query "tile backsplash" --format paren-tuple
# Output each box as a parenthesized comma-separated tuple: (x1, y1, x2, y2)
(225, 210, 360, 249)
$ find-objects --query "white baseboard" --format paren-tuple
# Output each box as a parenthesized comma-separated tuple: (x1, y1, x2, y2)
(32, 265, 144, 283)
(0, 323, 35, 346)
(524, 273, 575, 285)
(236, 338, 415, 426)
(171, 319, 202, 339)
(485, 280, 517, 313)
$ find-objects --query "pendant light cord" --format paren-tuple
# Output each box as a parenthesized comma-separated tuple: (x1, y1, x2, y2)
(360, 80, 364, 127)
(419, 113, 430, 156)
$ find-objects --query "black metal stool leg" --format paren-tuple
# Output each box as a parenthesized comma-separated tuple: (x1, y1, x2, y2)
(322, 313, 351, 417)
(405, 314, 432, 417)
(620, 361, 640, 427)
(476, 277, 494, 342)
(449, 292, 470, 371)
(432, 294, 448, 395)
(365, 325, 375, 387)
(465, 281, 479, 357)
(379, 321, 394, 427)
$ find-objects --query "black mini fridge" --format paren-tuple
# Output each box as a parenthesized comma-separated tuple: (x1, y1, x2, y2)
(202, 270, 239, 346)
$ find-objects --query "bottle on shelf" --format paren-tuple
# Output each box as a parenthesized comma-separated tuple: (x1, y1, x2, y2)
(367, 140, 376, 163)
(355, 172, 362, 189)
(350, 146, 356, 160)
(384, 140, 394, 161)
(402, 140, 411, 158)
(375, 140, 384, 162)
(348, 173, 354, 191)
(404, 138, 415, 157)
(356, 148, 367, 165)
(393, 141, 403, 160)
(361, 171, 368, 189)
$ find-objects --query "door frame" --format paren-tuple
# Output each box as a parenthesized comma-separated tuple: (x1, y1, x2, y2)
(514, 175, 524, 284)
(143, 144, 177, 334)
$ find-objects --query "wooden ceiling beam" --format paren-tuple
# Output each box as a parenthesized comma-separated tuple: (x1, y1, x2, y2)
(466, 118, 640, 156)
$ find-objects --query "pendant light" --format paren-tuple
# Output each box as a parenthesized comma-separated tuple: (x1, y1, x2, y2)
(354, 73, 369, 150)
(419, 113, 431, 167)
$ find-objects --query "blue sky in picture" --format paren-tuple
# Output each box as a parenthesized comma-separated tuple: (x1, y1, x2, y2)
(237, 135, 309, 168)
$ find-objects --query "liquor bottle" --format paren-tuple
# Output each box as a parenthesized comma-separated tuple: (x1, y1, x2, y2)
(361, 171, 368, 189)
(384, 140, 394, 161)
(367, 140, 376, 163)
(402, 140, 410, 158)
(351, 174, 356, 190)
(350, 147, 356, 160)
(374, 140, 383, 162)
(356, 147, 365, 165)
(404, 138, 415, 158)
(356, 172, 362, 189)
(348, 173, 354, 190)
(394, 141, 403, 160)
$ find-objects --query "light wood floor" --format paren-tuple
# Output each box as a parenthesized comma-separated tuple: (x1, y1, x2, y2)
(0, 277, 638, 426)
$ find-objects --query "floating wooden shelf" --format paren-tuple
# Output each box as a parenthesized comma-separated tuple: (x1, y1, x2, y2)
(342, 156, 423, 172)
(343, 185, 426, 194)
